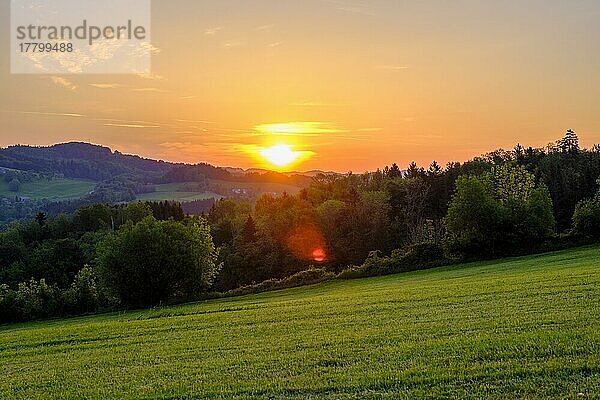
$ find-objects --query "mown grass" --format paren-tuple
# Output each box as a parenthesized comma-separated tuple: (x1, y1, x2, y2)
(1, 246, 599, 399)
(0, 178, 95, 200)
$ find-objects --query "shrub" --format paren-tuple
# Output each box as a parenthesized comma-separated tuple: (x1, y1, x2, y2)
(0, 269, 102, 323)
(63, 266, 99, 314)
(0, 283, 18, 322)
(337, 243, 446, 280)
(572, 198, 600, 238)
(229, 267, 335, 296)
(0, 278, 64, 322)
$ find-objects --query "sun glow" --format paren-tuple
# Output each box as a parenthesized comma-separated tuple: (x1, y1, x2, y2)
(259, 144, 302, 167)
(254, 122, 343, 136)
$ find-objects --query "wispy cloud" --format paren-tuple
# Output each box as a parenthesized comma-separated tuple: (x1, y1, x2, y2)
(145, 43, 161, 56)
(326, 0, 377, 16)
(137, 72, 165, 81)
(357, 127, 383, 132)
(256, 24, 275, 32)
(376, 65, 409, 71)
(290, 101, 350, 107)
(204, 27, 222, 36)
(254, 122, 346, 136)
(175, 118, 214, 124)
(49, 76, 78, 91)
(132, 87, 170, 93)
(104, 123, 160, 129)
(223, 41, 245, 48)
(89, 83, 123, 89)
(8, 110, 83, 118)
(267, 41, 283, 48)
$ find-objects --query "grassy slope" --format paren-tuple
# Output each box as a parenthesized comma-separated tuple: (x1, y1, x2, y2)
(136, 180, 301, 202)
(136, 183, 223, 202)
(1, 247, 599, 399)
(0, 178, 95, 200)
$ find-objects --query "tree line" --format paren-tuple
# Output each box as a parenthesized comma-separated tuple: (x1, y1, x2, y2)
(2, 130, 600, 323)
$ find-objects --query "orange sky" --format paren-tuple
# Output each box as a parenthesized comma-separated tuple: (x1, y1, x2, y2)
(1, 0, 600, 172)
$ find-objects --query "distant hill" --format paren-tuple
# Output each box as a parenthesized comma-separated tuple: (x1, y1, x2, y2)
(0, 142, 316, 185)
(0, 141, 318, 225)
(0, 142, 171, 181)
(0, 142, 316, 218)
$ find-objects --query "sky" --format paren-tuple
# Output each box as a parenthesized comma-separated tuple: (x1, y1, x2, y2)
(1, 0, 600, 172)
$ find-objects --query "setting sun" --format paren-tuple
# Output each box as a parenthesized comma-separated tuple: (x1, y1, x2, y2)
(260, 144, 302, 167)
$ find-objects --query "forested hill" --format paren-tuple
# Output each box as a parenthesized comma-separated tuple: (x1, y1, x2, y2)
(0, 142, 312, 184)
(0, 142, 182, 181)
(0, 142, 315, 225)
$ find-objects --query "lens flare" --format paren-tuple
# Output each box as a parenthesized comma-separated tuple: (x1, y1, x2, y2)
(286, 226, 327, 262)
(311, 248, 326, 262)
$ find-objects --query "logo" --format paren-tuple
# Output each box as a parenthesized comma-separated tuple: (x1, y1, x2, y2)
(11, 0, 152, 74)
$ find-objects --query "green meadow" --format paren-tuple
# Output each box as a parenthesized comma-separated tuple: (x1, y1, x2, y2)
(1, 246, 599, 399)
(135, 180, 301, 202)
(208, 179, 303, 196)
(0, 178, 95, 200)
(135, 183, 222, 202)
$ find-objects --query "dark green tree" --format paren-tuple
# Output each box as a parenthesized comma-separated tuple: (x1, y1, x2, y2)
(445, 165, 555, 257)
(557, 129, 580, 154)
(35, 212, 47, 227)
(444, 175, 503, 257)
(572, 178, 600, 238)
(97, 216, 217, 307)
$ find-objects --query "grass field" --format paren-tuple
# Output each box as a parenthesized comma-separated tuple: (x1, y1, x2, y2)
(136, 183, 223, 202)
(1, 247, 599, 399)
(209, 179, 303, 196)
(0, 178, 95, 200)
(136, 179, 301, 202)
